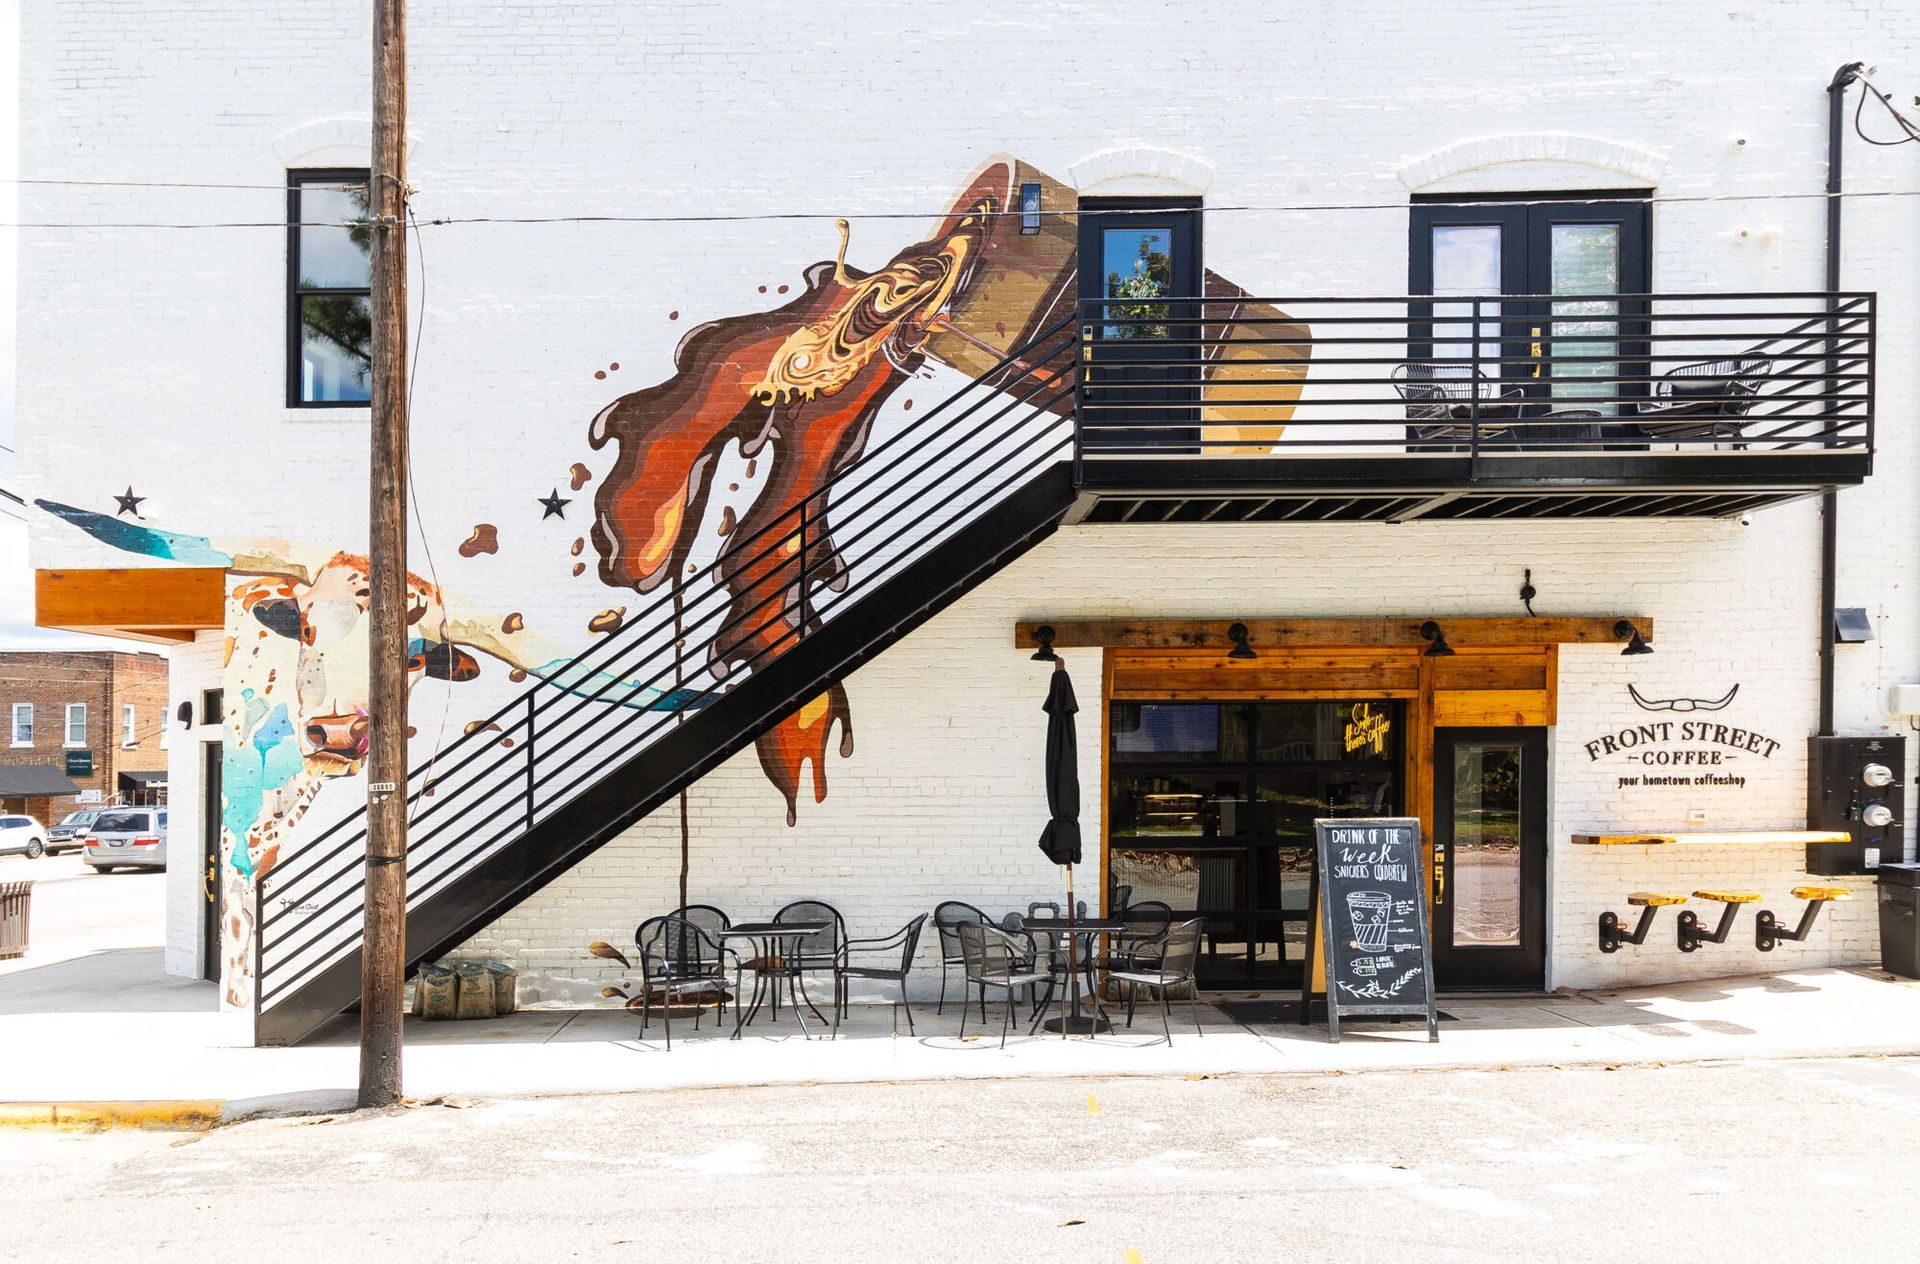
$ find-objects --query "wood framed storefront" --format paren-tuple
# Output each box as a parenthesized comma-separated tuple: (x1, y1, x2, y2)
(1014, 617, 1647, 989)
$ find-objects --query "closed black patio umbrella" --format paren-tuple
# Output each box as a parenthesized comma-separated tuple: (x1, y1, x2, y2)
(1037, 660, 1081, 869)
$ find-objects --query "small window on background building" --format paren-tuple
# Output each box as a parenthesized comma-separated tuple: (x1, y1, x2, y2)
(122, 703, 137, 748)
(288, 169, 373, 406)
(65, 703, 87, 747)
(11, 704, 31, 747)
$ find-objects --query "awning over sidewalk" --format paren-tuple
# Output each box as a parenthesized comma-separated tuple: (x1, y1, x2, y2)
(0, 765, 82, 797)
(118, 769, 168, 791)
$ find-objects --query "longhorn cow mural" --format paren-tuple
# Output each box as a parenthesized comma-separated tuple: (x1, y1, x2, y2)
(38, 154, 1311, 1005)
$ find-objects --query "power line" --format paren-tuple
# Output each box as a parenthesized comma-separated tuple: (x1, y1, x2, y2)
(5, 185, 1920, 232)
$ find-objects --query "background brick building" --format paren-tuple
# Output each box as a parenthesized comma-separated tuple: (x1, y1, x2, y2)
(0, 650, 169, 825)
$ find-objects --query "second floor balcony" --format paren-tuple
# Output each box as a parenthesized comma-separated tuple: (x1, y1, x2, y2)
(1064, 290, 1873, 523)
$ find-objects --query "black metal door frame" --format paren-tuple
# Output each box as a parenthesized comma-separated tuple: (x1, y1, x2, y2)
(1431, 726, 1548, 991)
(1410, 193, 1652, 423)
(1077, 199, 1203, 452)
(200, 734, 222, 983)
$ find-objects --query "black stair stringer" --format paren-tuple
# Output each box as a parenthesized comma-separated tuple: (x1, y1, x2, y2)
(257, 461, 1075, 1045)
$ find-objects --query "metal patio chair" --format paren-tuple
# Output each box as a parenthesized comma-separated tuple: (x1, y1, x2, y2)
(956, 922, 1056, 1049)
(1635, 355, 1771, 441)
(773, 898, 847, 1023)
(633, 914, 739, 1051)
(1088, 899, 1173, 992)
(839, 913, 928, 1034)
(1107, 918, 1208, 1046)
(934, 900, 997, 1015)
(663, 903, 730, 975)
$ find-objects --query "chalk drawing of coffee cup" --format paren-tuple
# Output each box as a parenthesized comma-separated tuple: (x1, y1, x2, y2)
(1347, 891, 1393, 951)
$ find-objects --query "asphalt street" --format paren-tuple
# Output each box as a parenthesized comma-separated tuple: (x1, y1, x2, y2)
(4, 1056, 1917, 1263)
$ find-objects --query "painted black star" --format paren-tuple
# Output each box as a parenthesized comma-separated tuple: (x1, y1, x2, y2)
(113, 486, 145, 517)
(538, 489, 571, 520)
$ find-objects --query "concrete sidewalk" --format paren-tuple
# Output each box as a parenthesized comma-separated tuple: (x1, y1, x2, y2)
(7, 854, 1920, 1121)
(6, 959, 1920, 1121)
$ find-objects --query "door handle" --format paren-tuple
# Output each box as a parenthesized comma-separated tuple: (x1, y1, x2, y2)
(204, 863, 216, 903)
(1529, 326, 1543, 378)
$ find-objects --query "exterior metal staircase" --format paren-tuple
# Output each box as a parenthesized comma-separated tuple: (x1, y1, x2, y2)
(254, 320, 1080, 1045)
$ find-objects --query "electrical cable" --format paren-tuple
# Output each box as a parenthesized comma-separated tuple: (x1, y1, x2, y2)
(1854, 73, 1920, 146)
(8, 186, 1920, 232)
(400, 200, 455, 831)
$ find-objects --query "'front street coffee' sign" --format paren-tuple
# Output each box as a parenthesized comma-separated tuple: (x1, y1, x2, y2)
(1584, 686, 1780, 793)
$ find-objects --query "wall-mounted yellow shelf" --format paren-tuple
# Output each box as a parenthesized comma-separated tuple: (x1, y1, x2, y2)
(1571, 830, 1852, 847)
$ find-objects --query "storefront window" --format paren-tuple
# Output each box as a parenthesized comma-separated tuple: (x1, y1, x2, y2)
(1107, 698, 1404, 987)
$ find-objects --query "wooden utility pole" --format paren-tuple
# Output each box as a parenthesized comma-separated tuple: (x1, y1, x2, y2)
(360, 0, 409, 1110)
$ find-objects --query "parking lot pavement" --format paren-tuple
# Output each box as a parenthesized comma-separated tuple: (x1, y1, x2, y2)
(3, 1057, 1917, 1263)
(0, 850, 214, 1016)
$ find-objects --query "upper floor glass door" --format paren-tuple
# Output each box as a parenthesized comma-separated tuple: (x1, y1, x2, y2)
(1411, 195, 1650, 428)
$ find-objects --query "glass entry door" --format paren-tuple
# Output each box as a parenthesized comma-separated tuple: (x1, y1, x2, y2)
(1106, 699, 1404, 988)
(1078, 202, 1202, 452)
(1431, 728, 1547, 991)
(1412, 197, 1650, 434)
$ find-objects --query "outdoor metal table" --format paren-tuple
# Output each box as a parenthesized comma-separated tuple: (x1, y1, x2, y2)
(1021, 917, 1127, 1036)
(719, 922, 834, 1040)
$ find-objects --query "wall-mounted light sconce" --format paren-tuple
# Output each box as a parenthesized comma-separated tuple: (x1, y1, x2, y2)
(1615, 619, 1654, 656)
(1030, 624, 1058, 661)
(1519, 568, 1538, 617)
(1419, 620, 1456, 658)
(1019, 182, 1042, 235)
(1227, 622, 1257, 660)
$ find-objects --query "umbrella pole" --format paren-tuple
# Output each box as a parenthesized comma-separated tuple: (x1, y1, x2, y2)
(1064, 862, 1074, 1038)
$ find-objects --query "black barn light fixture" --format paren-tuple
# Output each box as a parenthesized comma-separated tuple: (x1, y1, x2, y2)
(1615, 619, 1654, 656)
(1419, 620, 1456, 657)
(1030, 624, 1058, 662)
(1227, 622, 1257, 660)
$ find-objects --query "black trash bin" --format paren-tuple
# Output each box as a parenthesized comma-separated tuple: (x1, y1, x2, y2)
(1878, 863, 1920, 980)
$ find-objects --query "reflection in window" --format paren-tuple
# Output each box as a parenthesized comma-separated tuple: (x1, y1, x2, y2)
(1430, 223, 1503, 367)
(1102, 227, 1173, 337)
(289, 171, 373, 405)
(1451, 743, 1523, 947)
(1112, 703, 1247, 762)
(1549, 223, 1623, 413)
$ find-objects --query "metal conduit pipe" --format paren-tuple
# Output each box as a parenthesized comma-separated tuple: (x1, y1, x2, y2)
(1820, 61, 1864, 738)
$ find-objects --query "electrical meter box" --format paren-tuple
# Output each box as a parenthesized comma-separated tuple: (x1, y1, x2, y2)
(1806, 734, 1906, 875)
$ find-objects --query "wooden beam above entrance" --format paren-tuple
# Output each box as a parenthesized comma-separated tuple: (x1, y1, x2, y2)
(1015, 616, 1651, 652)
(36, 567, 225, 644)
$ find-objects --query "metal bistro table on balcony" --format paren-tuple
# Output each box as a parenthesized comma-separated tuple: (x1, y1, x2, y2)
(1067, 290, 1874, 524)
(1022, 916, 1127, 1036)
(720, 922, 834, 1040)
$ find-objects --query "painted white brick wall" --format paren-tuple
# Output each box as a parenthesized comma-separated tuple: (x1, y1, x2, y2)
(162, 633, 224, 979)
(14, 2, 1919, 999)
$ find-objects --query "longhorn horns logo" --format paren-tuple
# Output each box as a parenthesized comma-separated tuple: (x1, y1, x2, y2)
(1628, 683, 1739, 713)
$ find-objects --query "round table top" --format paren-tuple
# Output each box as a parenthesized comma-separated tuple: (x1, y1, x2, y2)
(718, 922, 827, 938)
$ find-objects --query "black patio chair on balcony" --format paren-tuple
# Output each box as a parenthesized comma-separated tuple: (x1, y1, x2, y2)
(1634, 355, 1771, 441)
(1391, 363, 1521, 444)
(1108, 918, 1208, 1046)
(956, 922, 1057, 1049)
(633, 914, 739, 1051)
(839, 913, 927, 1034)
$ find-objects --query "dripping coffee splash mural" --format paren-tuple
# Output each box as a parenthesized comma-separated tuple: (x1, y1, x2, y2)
(586, 156, 1311, 822)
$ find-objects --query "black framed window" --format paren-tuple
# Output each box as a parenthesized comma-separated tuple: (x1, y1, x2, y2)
(1108, 700, 1405, 987)
(287, 169, 373, 406)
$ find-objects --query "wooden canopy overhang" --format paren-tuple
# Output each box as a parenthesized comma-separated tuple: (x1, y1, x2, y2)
(35, 567, 226, 645)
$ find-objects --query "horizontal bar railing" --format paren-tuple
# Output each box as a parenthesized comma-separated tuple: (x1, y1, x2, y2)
(256, 319, 1082, 1008)
(1072, 291, 1874, 457)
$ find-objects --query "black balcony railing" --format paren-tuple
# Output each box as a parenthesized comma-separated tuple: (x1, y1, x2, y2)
(1071, 291, 1874, 465)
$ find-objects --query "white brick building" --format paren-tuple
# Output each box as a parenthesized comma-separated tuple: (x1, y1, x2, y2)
(15, 1, 1918, 1043)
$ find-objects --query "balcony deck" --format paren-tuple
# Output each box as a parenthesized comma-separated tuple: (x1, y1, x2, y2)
(1064, 291, 1872, 522)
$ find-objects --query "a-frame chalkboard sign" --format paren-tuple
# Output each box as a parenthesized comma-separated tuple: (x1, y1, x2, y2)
(1300, 817, 1438, 1042)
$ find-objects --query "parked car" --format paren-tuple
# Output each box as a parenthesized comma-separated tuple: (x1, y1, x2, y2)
(82, 807, 168, 872)
(47, 808, 103, 855)
(0, 814, 50, 860)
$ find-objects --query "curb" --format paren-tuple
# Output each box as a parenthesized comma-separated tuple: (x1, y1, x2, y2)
(0, 1100, 226, 1132)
